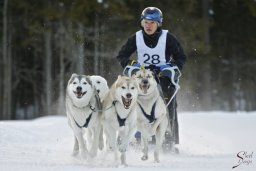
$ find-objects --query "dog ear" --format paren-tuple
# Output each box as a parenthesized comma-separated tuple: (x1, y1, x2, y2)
(114, 75, 122, 88)
(86, 76, 92, 86)
(131, 73, 137, 79)
(71, 73, 77, 78)
(68, 73, 77, 85)
(150, 70, 155, 77)
(131, 77, 139, 89)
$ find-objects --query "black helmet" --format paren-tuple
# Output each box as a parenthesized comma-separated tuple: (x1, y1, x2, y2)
(141, 7, 163, 24)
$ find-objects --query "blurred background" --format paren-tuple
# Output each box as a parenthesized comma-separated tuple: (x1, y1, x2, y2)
(0, 0, 256, 120)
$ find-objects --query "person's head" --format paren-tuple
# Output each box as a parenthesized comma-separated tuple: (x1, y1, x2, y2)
(140, 7, 163, 35)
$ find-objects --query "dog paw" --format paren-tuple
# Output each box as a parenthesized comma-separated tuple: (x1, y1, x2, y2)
(72, 150, 79, 156)
(121, 153, 128, 167)
(141, 155, 148, 161)
(154, 151, 160, 162)
(98, 142, 104, 151)
(121, 162, 128, 167)
(80, 151, 87, 159)
(119, 147, 126, 153)
(154, 158, 160, 163)
(89, 150, 97, 158)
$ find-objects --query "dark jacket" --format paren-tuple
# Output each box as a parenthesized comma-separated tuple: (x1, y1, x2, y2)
(116, 28, 186, 70)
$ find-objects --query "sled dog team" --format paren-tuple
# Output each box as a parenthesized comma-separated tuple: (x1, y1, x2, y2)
(66, 69, 168, 166)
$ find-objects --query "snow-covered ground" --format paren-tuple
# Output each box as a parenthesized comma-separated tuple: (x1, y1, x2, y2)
(0, 111, 255, 171)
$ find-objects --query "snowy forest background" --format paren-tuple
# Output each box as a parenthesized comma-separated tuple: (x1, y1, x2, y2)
(0, 0, 256, 120)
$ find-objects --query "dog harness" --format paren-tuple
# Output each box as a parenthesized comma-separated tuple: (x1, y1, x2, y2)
(117, 113, 126, 127)
(73, 112, 93, 128)
(137, 101, 157, 123)
(113, 100, 127, 127)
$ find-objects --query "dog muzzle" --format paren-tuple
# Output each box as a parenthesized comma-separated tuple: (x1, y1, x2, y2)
(73, 91, 86, 99)
(121, 96, 132, 109)
(139, 79, 150, 94)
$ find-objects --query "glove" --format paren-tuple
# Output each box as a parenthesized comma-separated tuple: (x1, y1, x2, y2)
(123, 61, 141, 77)
(159, 64, 181, 84)
(159, 64, 171, 71)
(132, 63, 140, 67)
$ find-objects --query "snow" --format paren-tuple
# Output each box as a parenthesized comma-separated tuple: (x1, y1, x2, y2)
(0, 111, 255, 171)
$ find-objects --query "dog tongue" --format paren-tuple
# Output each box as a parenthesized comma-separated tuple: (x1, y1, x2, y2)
(122, 96, 132, 109)
(76, 92, 82, 98)
(140, 84, 148, 94)
(75, 91, 86, 99)
(142, 86, 148, 94)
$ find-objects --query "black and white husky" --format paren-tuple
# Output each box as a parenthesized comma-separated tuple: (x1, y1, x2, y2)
(133, 69, 168, 162)
(65, 73, 108, 158)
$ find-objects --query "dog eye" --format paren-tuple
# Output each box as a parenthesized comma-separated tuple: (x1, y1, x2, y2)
(83, 82, 87, 85)
(97, 81, 101, 84)
(121, 86, 126, 89)
(131, 87, 135, 90)
(73, 82, 77, 84)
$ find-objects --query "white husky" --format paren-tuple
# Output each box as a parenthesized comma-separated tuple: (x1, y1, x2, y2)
(101, 75, 138, 166)
(65, 73, 108, 158)
(133, 69, 168, 162)
(90, 75, 109, 100)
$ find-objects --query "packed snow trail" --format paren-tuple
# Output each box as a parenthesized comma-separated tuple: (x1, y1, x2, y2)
(0, 112, 255, 171)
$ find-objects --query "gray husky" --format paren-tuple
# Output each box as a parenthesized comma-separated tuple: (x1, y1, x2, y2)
(65, 73, 107, 158)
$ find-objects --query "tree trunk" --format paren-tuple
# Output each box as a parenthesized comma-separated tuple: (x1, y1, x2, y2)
(44, 28, 52, 115)
(2, 0, 12, 120)
(200, 0, 212, 110)
(33, 50, 40, 118)
(94, 13, 99, 75)
(76, 24, 85, 74)
(99, 24, 105, 75)
(58, 22, 65, 115)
